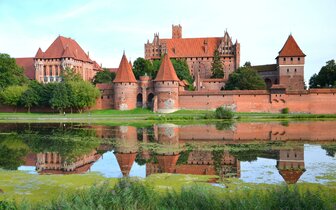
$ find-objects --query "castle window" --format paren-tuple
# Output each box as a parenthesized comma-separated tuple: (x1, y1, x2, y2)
(298, 57, 301, 61)
(291, 57, 293, 61)
(287, 69, 289, 73)
(283, 58, 286, 61)
(294, 69, 297, 72)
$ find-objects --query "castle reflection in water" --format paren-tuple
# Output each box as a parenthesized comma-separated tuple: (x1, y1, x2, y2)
(4, 121, 336, 184)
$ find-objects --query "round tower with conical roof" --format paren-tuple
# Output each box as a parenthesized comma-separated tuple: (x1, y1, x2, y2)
(154, 54, 180, 113)
(113, 53, 138, 110)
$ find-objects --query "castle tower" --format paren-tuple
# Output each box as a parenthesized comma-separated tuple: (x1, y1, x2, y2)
(34, 48, 44, 81)
(114, 126, 138, 176)
(276, 35, 306, 91)
(276, 147, 305, 184)
(113, 53, 138, 110)
(154, 54, 180, 113)
(172, 24, 182, 39)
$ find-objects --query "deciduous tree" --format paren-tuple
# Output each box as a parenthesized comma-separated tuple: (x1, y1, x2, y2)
(67, 81, 100, 113)
(309, 60, 336, 88)
(0, 85, 27, 111)
(0, 54, 28, 90)
(49, 83, 71, 113)
(93, 68, 116, 84)
(225, 67, 266, 90)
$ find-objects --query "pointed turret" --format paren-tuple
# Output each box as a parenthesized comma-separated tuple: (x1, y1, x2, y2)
(278, 35, 305, 58)
(35, 48, 44, 58)
(113, 53, 138, 110)
(278, 169, 305, 184)
(115, 153, 137, 176)
(277, 148, 305, 184)
(276, 35, 305, 91)
(129, 59, 132, 68)
(114, 54, 137, 83)
(154, 54, 179, 82)
(157, 154, 180, 173)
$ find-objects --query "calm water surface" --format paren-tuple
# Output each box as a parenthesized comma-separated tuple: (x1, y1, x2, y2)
(1, 121, 335, 184)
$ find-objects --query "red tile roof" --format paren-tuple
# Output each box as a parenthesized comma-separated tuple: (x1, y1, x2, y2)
(154, 54, 179, 82)
(35, 48, 44, 58)
(278, 35, 305, 57)
(115, 153, 137, 176)
(157, 154, 180, 173)
(93, 61, 103, 71)
(107, 68, 118, 73)
(114, 54, 137, 83)
(161, 37, 223, 58)
(279, 169, 305, 184)
(15, 57, 35, 79)
(42, 36, 92, 62)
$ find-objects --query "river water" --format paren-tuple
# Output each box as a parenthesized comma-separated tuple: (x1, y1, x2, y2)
(0, 121, 335, 184)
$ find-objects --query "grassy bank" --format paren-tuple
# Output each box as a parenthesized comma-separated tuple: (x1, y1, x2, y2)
(0, 108, 336, 124)
(2, 178, 335, 210)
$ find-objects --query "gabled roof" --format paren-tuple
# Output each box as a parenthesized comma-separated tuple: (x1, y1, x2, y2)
(278, 35, 305, 57)
(115, 153, 137, 176)
(113, 54, 137, 83)
(42, 36, 92, 62)
(15, 57, 35, 79)
(93, 61, 103, 71)
(154, 54, 179, 82)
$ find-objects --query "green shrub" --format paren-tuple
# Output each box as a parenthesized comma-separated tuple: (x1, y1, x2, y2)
(214, 107, 234, 119)
(281, 107, 289, 114)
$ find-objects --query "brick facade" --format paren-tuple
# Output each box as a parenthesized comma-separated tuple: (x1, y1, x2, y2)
(145, 25, 240, 80)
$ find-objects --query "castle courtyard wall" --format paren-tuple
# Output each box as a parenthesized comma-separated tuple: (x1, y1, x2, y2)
(179, 89, 336, 114)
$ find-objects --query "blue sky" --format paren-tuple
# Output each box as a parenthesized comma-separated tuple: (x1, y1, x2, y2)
(0, 0, 335, 81)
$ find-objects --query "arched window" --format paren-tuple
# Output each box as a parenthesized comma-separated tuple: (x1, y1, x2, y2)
(147, 93, 154, 109)
(136, 93, 143, 108)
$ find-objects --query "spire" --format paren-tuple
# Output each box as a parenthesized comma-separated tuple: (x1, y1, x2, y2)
(278, 35, 305, 57)
(157, 154, 180, 173)
(154, 54, 179, 82)
(129, 59, 132, 68)
(35, 48, 44, 58)
(114, 53, 137, 83)
(115, 153, 137, 176)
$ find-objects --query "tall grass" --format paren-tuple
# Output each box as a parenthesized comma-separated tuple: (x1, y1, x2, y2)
(4, 179, 336, 210)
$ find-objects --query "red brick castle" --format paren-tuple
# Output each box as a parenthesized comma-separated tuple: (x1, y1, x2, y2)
(14, 26, 336, 114)
(16, 36, 102, 83)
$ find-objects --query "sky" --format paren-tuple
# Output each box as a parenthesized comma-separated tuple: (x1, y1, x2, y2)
(0, 0, 335, 82)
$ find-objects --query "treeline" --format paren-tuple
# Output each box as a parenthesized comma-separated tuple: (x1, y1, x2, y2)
(309, 60, 336, 88)
(132, 57, 195, 90)
(0, 54, 100, 113)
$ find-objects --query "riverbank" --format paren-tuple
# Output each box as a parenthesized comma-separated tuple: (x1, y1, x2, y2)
(1, 176, 335, 209)
(0, 109, 336, 124)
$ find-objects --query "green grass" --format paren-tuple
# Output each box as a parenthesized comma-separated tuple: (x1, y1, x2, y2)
(0, 170, 118, 203)
(2, 178, 336, 210)
(0, 109, 336, 124)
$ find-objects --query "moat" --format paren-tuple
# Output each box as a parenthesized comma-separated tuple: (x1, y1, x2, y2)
(1, 121, 335, 185)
